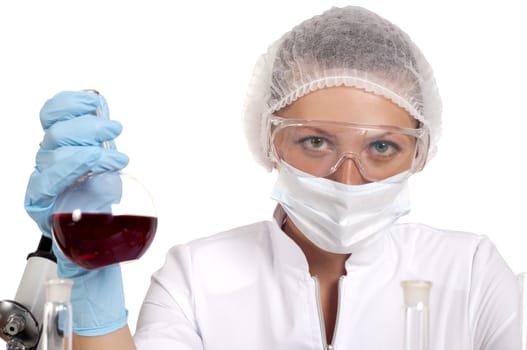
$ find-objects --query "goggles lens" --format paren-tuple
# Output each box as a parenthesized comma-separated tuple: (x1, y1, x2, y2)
(269, 116, 427, 181)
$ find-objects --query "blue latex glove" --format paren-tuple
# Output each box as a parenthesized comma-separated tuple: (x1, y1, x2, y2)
(25, 90, 129, 238)
(24, 90, 130, 336)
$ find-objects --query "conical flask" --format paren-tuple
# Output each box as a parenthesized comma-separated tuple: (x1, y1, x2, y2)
(401, 280, 432, 350)
(40, 279, 73, 350)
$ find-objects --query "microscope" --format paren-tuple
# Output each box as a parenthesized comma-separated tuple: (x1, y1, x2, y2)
(0, 236, 57, 350)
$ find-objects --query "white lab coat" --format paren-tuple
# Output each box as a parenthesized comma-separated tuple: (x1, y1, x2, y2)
(134, 207, 521, 349)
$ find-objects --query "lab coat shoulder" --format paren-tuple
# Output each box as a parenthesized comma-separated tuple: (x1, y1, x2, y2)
(390, 223, 521, 349)
(389, 223, 510, 271)
(172, 220, 275, 291)
(389, 223, 517, 298)
(391, 222, 487, 248)
(149, 219, 273, 306)
(134, 221, 274, 349)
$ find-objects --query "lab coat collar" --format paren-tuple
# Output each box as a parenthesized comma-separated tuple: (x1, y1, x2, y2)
(270, 206, 311, 276)
(270, 205, 386, 275)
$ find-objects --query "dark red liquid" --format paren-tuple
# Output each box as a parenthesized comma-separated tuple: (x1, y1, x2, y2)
(51, 213, 157, 270)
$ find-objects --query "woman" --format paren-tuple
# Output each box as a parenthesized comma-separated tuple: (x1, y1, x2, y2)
(24, 5, 520, 349)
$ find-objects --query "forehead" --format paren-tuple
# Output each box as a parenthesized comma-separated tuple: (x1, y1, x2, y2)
(277, 86, 416, 128)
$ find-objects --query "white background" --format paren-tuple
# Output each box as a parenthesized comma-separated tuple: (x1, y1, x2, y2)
(1, 0, 526, 335)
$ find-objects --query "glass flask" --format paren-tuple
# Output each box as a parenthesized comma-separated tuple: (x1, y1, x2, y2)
(401, 280, 432, 350)
(50, 89, 157, 270)
(40, 279, 73, 350)
(51, 171, 158, 269)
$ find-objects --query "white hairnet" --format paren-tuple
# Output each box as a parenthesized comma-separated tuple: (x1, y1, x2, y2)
(243, 6, 442, 172)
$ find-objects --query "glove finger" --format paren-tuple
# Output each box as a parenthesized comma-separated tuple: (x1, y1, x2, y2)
(27, 148, 102, 204)
(25, 149, 101, 237)
(26, 149, 128, 237)
(35, 147, 129, 174)
(40, 91, 103, 130)
(40, 116, 123, 150)
(90, 150, 129, 173)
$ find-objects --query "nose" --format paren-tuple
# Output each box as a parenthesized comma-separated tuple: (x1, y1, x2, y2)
(327, 157, 368, 185)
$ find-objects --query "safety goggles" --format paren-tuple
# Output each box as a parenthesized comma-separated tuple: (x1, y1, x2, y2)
(268, 116, 429, 181)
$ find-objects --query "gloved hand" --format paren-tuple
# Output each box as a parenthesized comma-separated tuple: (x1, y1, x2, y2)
(24, 90, 130, 336)
(25, 90, 129, 238)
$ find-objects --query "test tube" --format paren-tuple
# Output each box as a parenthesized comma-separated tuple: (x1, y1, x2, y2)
(40, 279, 73, 350)
(518, 273, 527, 349)
(401, 280, 432, 350)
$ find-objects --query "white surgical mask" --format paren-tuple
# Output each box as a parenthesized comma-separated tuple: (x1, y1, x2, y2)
(270, 162, 411, 254)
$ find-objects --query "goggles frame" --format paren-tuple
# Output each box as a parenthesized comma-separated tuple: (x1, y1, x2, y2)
(267, 115, 430, 180)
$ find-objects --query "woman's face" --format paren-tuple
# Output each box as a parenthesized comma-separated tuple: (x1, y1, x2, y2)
(275, 86, 418, 185)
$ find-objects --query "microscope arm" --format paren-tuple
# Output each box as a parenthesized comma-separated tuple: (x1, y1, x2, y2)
(0, 236, 57, 350)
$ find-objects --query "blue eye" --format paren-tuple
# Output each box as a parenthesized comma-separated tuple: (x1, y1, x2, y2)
(373, 141, 390, 153)
(370, 140, 400, 155)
